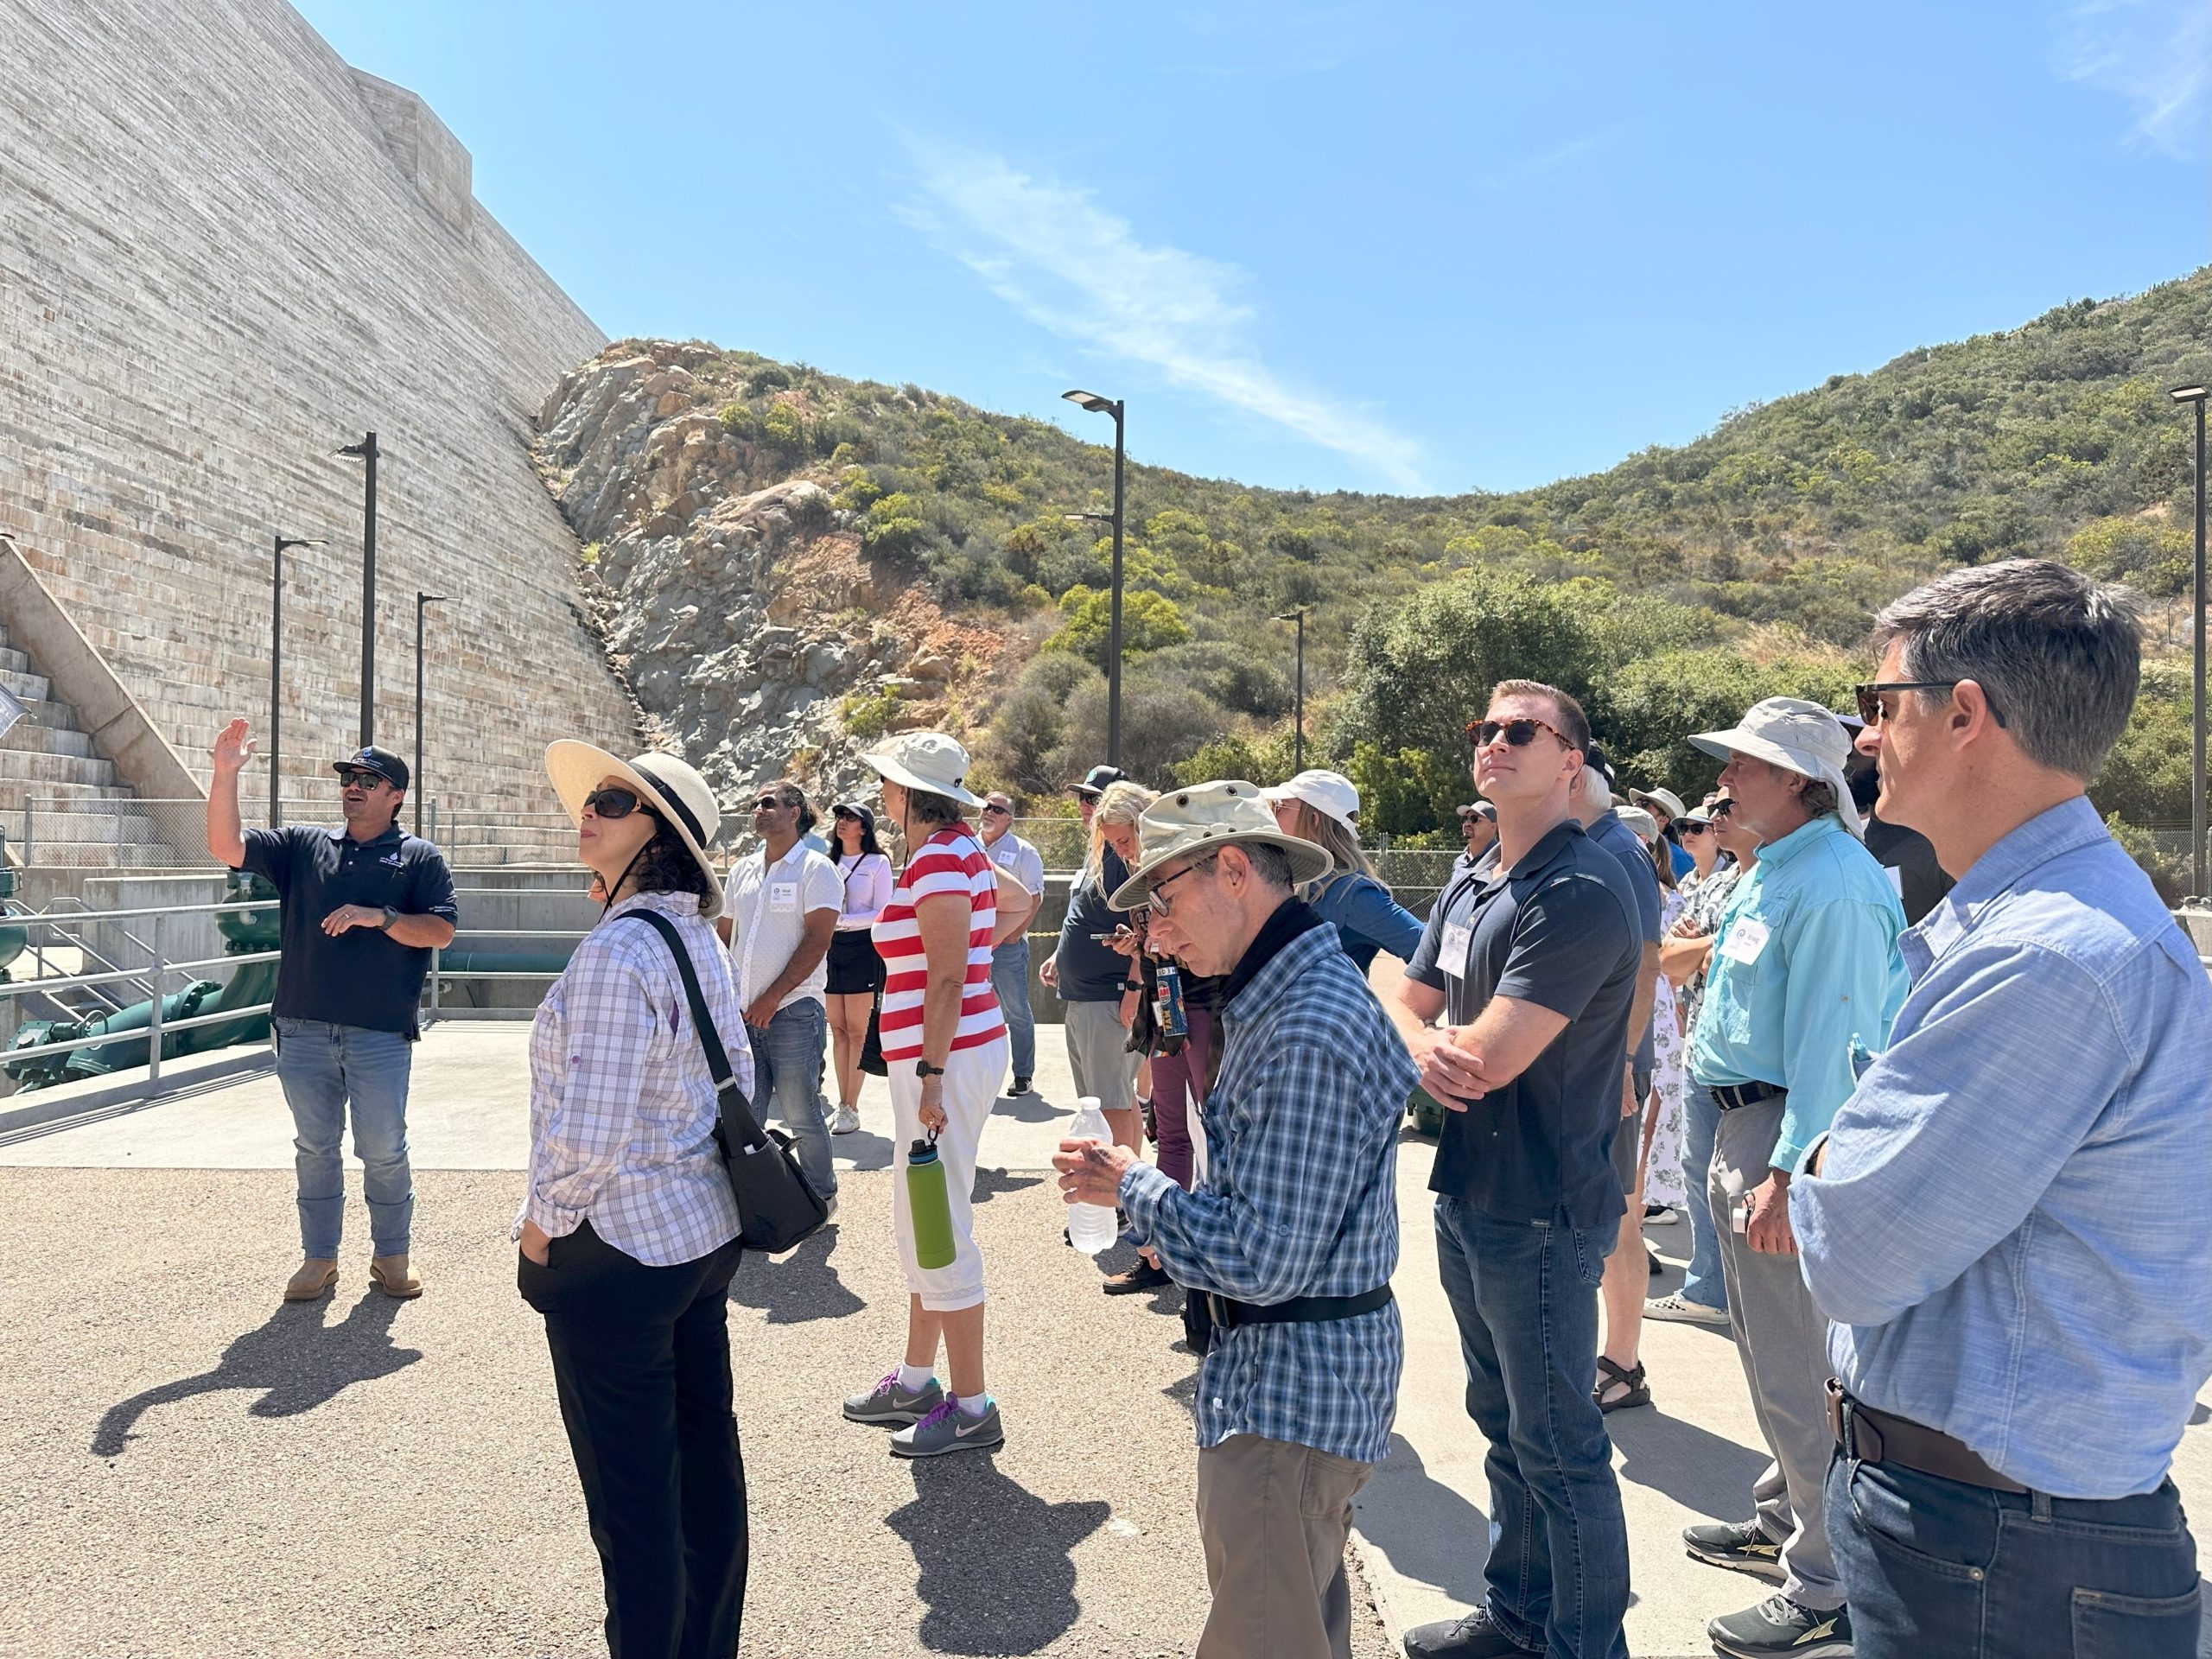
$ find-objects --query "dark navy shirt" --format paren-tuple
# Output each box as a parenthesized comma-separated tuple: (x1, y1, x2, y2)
(1408, 818, 1642, 1228)
(240, 823, 459, 1034)
(1056, 845, 1134, 1002)
(1586, 810, 1663, 1076)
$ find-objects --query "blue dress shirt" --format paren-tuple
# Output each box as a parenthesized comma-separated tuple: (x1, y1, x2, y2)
(1792, 796, 2212, 1497)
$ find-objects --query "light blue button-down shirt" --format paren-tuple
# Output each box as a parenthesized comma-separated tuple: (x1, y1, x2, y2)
(1792, 796, 2212, 1497)
(1689, 813, 1907, 1167)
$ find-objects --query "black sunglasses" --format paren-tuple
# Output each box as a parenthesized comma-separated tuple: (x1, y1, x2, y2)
(1854, 679, 2007, 728)
(1709, 800, 1736, 820)
(583, 786, 655, 820)
(981, 803, 1012, 817)
(1678, 820, 1713, 836)
(753, 795, 794, 812)
(336, 767, 387, 788)
(1465, 716, 1573, 750)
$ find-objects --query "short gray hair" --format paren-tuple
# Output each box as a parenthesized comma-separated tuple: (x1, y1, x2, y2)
(1230, 841, 1297, 892)
(1870, 558, 2143, 780)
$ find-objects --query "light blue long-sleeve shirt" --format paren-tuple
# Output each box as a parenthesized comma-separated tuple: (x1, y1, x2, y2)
(1689, 813, 1907, 1167)
(1792, 796, 2212, 1497)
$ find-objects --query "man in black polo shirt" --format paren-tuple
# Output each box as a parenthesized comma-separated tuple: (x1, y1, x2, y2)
(1390, 679, 1640, 1659)
(206, 720, 458, 1302)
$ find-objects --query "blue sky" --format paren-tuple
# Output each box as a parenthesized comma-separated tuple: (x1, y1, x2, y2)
(299, 0, 2209, 497)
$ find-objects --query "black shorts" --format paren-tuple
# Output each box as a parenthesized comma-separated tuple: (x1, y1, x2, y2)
(824, 928, 884, 996)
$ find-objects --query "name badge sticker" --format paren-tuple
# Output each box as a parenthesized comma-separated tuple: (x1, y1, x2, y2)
(1440, 920, 1474, 980)
(769, 881, 798, 909)
(1719, 916, 1770, 965)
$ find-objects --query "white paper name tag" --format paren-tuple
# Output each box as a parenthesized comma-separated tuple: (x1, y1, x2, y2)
(769, 881, 798, 908)
(1719, 916, 1770, 965)
(1440, 920, 1474, 980)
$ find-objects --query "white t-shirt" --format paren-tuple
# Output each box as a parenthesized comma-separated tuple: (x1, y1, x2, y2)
(986, 830, 1044, 897)
(726, 842, 843, 1010)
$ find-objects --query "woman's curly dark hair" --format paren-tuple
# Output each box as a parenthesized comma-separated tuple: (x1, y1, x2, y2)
(622, 815, 715, 906)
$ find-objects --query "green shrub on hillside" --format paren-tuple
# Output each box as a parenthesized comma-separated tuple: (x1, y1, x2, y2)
(1044, 587, 1192, 668)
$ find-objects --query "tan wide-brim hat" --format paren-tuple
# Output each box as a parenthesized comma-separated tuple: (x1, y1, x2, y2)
(860, 730, 984, 810)
(1628, 785, 1686, 822)
(1108, 779, 1335, 912)
(545, 741, 725, 916)
(1689, 696, 1863, 837)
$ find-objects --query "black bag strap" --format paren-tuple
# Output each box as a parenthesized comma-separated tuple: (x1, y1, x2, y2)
(621, 909, 770, 1153)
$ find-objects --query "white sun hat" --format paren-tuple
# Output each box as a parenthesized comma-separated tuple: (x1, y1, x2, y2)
(1627, 785, 1687, 822)
(1613, 804, 1661, 845)
(1688, 696, 1864, 837)
(545, 741, 725, 916)
(859, 730, 983, 810)
(1108, 779, 1335, 912)
(1263, 768, 1362, 832)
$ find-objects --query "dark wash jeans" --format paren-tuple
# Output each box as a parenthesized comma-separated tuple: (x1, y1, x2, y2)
(1827, 1450, 2202, 1659)
(1433, 1196, 1630, 1659)
(519, 1222, 747, 1659)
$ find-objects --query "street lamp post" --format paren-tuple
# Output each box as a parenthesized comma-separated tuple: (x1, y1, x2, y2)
(2172, 385, 2209, 897)
(270, 535, 327, 827)
(336, 432, 380, 747)
(1062, 391, 1126, 767)
(413, 592, 447, 839)
(1274, 608, 1308, 772)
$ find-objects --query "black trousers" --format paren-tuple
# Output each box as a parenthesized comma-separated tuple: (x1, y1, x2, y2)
(519, 1220, 747, 1659)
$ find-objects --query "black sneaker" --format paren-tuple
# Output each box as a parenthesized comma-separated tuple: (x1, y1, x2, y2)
(1683, 1518, 1787, 1582)
(1402, 1602, 1535, 1657)
(1708, 1596, 1851, 1659)
(1008, 1075, 1033, 1096)
(1102, 1259, 1172, 1295)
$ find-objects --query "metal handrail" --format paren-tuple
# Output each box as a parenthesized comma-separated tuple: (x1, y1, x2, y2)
(0, 950, 279, 999)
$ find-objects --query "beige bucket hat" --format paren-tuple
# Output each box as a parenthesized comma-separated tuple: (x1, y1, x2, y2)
(1108, 779, 1335, 911)
(545, 741, 726, 915)
(1688, 696, 1863, 836)
(1627, 785, 1686, 822)
(860, 731, 983, 810)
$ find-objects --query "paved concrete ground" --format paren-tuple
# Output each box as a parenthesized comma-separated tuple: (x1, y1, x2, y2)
(3, 1023, 2206, 1658)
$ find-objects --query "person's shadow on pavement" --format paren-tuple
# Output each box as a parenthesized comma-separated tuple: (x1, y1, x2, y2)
(91, 1291, 422, 1458)
(887, 1459, 1109, 1655)
(728, 1225, 867, 1323)
(1353, 1433, 1492, 1606)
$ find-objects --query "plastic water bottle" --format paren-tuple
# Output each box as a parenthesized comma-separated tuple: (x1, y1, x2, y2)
(1065, 1095, 1120, 1255)
(906, 1134, 957, 1269)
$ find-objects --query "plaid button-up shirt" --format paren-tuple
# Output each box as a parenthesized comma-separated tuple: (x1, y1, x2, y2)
(1121, 913, 1417, 1465)
(515, 893, 746, 1266)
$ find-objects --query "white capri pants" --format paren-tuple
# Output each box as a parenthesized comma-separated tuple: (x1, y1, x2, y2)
(888, 1033, 1008, 1312)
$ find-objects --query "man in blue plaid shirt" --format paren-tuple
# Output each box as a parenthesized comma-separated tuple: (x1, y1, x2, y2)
(1055, 779, 1416, 1659)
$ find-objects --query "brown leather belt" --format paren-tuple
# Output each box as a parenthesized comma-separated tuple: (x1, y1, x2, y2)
(1827, 1379, 2026, 1495)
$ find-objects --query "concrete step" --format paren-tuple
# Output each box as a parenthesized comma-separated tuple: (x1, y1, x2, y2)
(22, 810, 170, 847)
(0, 668, 52, 704)
(18, 841, 190, 869)
(0, 748, 120, 787)
(0, 722, 92, 760)
(0, 647, 29, 676)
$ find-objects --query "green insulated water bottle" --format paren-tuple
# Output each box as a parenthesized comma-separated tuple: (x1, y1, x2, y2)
(907, 1133, 957, 1269)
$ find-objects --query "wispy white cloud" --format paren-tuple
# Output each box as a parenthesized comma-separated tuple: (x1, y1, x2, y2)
(2053, 0, 2210, 158)
(896, 139, 1426, 490)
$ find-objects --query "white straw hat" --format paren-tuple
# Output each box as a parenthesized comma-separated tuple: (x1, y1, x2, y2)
(1627, 785, 1687, 822)
(1263, 768, 1362, 832)
(1108, 779, 1335, 911)
(545, 741, 726, 916)
(859, 730, 983, 810)
(1688, 697, 1863, 836)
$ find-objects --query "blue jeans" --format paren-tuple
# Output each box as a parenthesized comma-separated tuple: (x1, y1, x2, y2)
(990, 938, 1034, 1079)
(1827, 1452, 2201, 1658)
(1678, 1083, 1727, 1312)
(1433, 1196, 1630, 1659)
(272, 1017, 415, 1258)
(747, 999, 836, 1200)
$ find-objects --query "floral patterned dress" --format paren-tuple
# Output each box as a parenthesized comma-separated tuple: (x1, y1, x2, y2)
(1643, 889, 1690, 1207)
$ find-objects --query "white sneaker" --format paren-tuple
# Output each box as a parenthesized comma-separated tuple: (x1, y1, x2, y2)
(1646, 1292, 1731, 1327)
(830, 1105, 860, 1135)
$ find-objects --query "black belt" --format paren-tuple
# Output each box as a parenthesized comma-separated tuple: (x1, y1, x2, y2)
(1827, 1379, 2026, 1494)
(1205, 1285, 1392, 1332)
(1709, 1080, 1785, 1110)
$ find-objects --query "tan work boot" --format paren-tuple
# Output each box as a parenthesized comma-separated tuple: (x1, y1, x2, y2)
(369, 1254, 423, 1299)
(284, 1258, 338, 1301)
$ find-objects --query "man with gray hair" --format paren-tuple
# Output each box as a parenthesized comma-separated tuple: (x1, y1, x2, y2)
(1794, 560, 2209, 1659)
(1679, 698, 1907, 1659)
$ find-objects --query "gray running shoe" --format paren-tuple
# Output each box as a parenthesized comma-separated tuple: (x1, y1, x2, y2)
(842, 1371, 943, 1427)
(1683, 1517, 1787, 1582)
(890, 1397, 1003, 1458)
(1708, 1595, 1852, 1658)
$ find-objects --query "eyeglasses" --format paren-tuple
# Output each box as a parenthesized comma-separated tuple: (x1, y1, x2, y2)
(335, 767, 386, 788)
(583, 786, 653, 820)
(1854, 679, 2006, 728)
(1466, 716, 1573, 751)
(982, 803, 1012, 817)
(753, 796, 793, 812)
(1678, 821, 1712, 837)
(1147, 855, 1217, 918)
(1708, 800, 1736, 820)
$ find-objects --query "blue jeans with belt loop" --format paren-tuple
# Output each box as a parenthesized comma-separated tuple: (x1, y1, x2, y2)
(748, 997, 836, 1201)
(990, 937, 1034, 1081)
(273, 1017, 415, 1259)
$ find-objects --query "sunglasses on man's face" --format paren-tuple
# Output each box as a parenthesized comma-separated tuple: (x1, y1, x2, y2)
(1708, 800, 1736, 821)
(753, 796, 793, 813)
(336, 768, 387, 789)
(982, 803, 1012, 817)
(583, 786, 652, 820)
(1466, 716, 1572, 751)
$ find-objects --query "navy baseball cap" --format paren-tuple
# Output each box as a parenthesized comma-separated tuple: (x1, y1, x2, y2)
(1071, 764, 1128, 798)
(1580, 741, 1617, 785)
(333, 746, 409, 790)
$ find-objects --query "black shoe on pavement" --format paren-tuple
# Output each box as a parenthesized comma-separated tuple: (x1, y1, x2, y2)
(1140, 1096, 1157, 1143)
(1402, 1603, 1535, 1658)
(1008, 1075, 1033, 1096)
(1682, 1517, 1787, 1582)
(1101, 1259, 1173, 1295)
(1707, 1595, 1851, 1658)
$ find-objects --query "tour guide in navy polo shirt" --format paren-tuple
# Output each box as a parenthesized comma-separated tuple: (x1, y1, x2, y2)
(206, 719, 457, 1303)
(1391, 679, 1642, 1659)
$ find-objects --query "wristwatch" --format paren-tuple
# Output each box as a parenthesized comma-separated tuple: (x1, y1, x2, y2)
(914, 1061, 946, 1079)
(378, 906, 398, 931)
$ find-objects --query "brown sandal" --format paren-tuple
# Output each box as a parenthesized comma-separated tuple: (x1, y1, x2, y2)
(1594, 1356, 1650, 1413)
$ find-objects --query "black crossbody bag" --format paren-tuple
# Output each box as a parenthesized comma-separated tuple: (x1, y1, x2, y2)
(623, 910, 829, 1255)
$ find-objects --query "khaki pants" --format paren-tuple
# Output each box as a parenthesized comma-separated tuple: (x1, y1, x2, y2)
(1195, 1433, 1373, 1659)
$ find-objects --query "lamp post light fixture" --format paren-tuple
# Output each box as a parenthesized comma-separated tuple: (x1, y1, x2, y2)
(1274, 608, 1309, 772)
(413, 592, 447, 840)
(270, 535, 327, 827)
(2172, 384, 2209, 898)
(335, 431, 380, 747)
(1062, 390, 1126, 767)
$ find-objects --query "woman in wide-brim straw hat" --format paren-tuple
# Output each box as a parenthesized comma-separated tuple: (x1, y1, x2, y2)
(516, 741, 754, 1656)
(837, 730, 1014, 1458)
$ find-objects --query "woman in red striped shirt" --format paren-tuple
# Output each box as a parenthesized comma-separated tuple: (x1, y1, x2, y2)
(838, 731, 1011, 1458)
